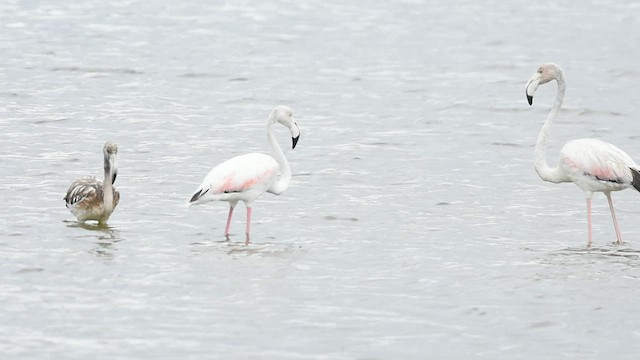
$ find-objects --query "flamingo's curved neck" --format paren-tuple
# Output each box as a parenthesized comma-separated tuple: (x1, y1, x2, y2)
(534, 72, 569, 184)
(103, 154, 116, 207)
(266, 119, 291, 195)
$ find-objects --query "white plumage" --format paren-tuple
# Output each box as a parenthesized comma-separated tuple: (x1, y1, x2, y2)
(526, 63, 640, 247)
(560, 138, 638, 192)
(189, 106, 300, 243)
(189, 153, 279, 205)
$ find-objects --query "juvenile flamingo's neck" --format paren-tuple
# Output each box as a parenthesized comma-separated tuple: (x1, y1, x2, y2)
(266, 119, 291, 195)
(534, 68, 569, 184)
(102, 154, 116, 210)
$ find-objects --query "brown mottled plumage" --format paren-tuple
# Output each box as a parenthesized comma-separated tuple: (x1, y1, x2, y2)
(64, 142, 120, 224)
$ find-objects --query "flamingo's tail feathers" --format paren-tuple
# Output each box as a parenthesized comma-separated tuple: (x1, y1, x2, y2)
(630, 168, 640, 192)
(189, 188, 210, 204)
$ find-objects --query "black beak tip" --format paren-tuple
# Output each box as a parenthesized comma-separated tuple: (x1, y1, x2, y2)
(292, 136, 300, 150)
(527, 95, 533, 106)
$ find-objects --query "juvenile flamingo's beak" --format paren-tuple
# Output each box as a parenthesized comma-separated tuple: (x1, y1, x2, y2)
(292, 135, 299, 149)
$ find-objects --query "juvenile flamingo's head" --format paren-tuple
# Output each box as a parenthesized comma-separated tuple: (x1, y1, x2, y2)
(526, 63, 563, 105)
(103, 142, 118, 156)
(271, 105, 301, 149)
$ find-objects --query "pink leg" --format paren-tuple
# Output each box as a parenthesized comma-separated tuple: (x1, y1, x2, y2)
(605, 193, 624, 244)
(224, 206, 235, 236)
(245, 207, 252, 244)
(586, 197, 593, 248)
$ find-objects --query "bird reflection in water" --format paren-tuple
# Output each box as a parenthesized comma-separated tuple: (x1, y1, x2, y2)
(65, 220, 122, 259)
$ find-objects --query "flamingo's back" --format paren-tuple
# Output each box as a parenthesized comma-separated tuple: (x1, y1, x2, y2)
(64, 176, 120, 222)
(189, 153, 279, 205)
(560, 138, 640, 193)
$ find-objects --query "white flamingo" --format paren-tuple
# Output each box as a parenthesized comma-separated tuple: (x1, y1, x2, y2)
(526, 63, 640, 247)
(189, 105, 300, 243)
(64, 142, 120, 224)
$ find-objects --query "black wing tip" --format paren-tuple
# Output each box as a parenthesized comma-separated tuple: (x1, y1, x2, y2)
(631, 168, 640, 192)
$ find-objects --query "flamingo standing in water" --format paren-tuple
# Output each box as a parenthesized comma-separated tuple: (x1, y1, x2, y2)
(526, 63, 640, 247)
(189, 105, 300, 243)
(64, 142, 120, 224)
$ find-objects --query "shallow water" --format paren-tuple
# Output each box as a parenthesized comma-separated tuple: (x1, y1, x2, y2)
(3, 0, 640, 359)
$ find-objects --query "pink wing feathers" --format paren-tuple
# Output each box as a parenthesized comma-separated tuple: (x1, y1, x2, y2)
(561, 138, 639, 186)
(189, 153, 279, 204)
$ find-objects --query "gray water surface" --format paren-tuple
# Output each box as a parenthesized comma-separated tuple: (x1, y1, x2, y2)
(2, 1, 640, 359)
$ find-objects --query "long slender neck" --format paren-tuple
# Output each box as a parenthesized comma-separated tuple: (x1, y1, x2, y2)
(103, 154, 116, 205)
(534, 74, 569, 184)
(266, 119, 291, 195)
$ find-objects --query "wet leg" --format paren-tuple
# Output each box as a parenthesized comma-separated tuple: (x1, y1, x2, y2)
(605, 192, 624, 244)
(586, 197, 593, 248)
(245, 207, 252, 245)
(224, 205, 235, 236)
